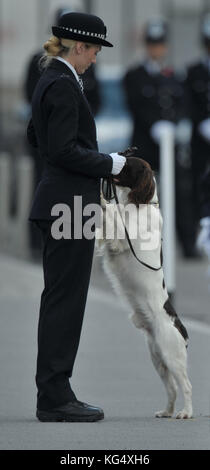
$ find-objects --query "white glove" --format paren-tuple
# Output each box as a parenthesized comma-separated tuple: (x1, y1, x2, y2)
(197, 217, 210, 258)
(110, 152, 126, 175)
(150, 120, 176, 143)
(198, 119, 210, 143)
(175, 119, 192, 145)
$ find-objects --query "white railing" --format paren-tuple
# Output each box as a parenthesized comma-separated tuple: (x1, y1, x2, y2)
(0, 153, 34, 258)
(159, 127, 176, 296)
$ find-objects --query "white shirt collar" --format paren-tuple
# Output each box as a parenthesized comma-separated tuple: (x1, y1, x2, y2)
(144, 58, 162, 75)
(55, 56, 79, 82)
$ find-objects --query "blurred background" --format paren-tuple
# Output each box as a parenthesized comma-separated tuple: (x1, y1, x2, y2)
(1, 0, 209, 141)
(1, 0, 210, 286)
(1, 1, 210, 450)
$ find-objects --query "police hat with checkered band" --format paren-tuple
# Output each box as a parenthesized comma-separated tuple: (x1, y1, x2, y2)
(52, 12, 113, 47)
(144, 18, 168, 44)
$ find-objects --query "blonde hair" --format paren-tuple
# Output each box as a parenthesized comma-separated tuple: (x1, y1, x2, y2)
(40, 35, 77, 68)
(40, 36, 98, 69)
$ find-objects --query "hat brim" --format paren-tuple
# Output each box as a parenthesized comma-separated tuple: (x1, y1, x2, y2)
(52, 26, 113, 47)
(145, 37, 167, 44)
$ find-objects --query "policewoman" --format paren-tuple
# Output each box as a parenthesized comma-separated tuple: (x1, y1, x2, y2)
(123, 18, 199, 257)
(27, 12, 126, 422)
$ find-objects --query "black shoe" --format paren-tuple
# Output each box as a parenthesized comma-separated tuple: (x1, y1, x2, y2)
(36, 400, 104, 422)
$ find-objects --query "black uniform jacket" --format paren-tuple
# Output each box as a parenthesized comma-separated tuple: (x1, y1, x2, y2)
(186, 61, 210, 155)
(187, 61, 210, 128)
(27, 59, 112, 221)
(200, 168, 210, 218)
(123, 64, 184, 170)
(24, 51, 101, 115)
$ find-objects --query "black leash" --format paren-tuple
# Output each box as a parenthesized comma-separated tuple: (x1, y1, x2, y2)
(102, 177, 162, 272)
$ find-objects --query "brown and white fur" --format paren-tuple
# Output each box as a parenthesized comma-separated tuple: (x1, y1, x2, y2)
(96, 157, 193, 419)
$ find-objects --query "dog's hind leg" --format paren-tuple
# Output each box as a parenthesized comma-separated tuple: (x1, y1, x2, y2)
(158, 328, 193, 419)
(155, 371, 178, 418)
(170, 365, 193, 419)
(148, 338, 179, 417)
(147, 338, 177, 417)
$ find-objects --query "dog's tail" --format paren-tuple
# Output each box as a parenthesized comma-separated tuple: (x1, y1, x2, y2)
(163, 298, 189, 347)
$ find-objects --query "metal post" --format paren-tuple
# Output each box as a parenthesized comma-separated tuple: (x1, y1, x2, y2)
(37, 0, 51, 46)
(0, 153, 11, 249)
(0, 0, 4, 138)
(0, 153, 34, 258)
(14, 156, 34, 258)
(121, 0, 135, 67)
(203, 0, 210, 14)
(85, 0, 92, 13)
(159, 127, 176, 297)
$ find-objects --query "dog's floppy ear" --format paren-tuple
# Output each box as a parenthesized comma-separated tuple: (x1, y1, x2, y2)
(118, 147, 139, 158)
(128, 159, 155, 206)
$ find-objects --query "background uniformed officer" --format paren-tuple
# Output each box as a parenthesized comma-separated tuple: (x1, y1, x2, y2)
(186, 14, 210, 230)
(123, 18, 181, 171)
(123, 18, 197, 257)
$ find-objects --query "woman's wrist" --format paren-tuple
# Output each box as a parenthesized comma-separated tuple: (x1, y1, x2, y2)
(110, 153, 126, 175)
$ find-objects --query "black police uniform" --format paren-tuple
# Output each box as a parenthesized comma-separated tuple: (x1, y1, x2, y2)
(123, 62, 197, 255)
(186, 60, 210, 218)
(24, 51, 101, 116)
(200, 167, 210, 218)
(27, 58, 112, 410)
(123, 62, 184, 171)
(24, 47, 101, 257)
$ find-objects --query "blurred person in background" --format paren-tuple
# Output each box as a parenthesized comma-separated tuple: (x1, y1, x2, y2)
(197, 167, 210, 289)
(24, 7, 101, 259)
(123, 18, 198, 258)
(186, 14, 210, 241)
(197, 167, 210, 257)
(27, 12, 127, 423)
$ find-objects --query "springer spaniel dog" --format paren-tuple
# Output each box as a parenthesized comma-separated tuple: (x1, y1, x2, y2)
(96, 155, 193, 419)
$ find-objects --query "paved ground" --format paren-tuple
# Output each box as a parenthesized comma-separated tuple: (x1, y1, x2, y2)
(0, 253, 210, 450)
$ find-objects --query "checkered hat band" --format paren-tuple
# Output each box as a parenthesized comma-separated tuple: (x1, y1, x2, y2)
(58, 26, 106, 40)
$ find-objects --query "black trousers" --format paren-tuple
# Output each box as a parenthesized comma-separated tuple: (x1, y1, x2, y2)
(35, 220, 95, 410)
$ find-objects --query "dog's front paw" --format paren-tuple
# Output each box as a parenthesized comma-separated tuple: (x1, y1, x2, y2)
(155, 410, 173, 418)
(175, 409, 193, 419)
